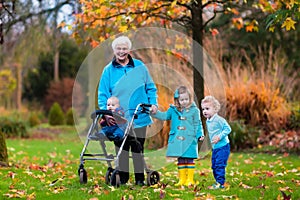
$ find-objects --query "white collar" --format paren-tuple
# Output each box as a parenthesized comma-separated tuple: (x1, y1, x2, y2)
(207, 113, 218, 122)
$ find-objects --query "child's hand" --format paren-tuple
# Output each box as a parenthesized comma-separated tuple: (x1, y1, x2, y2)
(104, 115, 116, 126)
(150, 105, 158, 114)
(211, 135, 220, 144)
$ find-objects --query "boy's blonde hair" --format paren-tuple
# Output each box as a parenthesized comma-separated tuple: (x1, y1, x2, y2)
(201, 96, 221, 113)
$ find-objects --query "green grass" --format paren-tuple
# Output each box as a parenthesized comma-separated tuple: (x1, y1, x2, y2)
(0, 125, 299, 200)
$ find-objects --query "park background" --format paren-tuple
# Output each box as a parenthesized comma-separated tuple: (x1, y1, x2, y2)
(0, 0, 299, 199)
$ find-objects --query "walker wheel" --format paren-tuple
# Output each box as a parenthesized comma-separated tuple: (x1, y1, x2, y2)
(105, 167, 114, 184)
(147, 170, 160, 186)
(79, 168, 87, 184)
(110, 169, 121, 187)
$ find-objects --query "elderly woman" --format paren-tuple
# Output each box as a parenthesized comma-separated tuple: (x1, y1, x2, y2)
(98, 36, 158, 186)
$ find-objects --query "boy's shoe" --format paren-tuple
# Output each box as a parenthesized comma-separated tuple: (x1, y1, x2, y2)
(208, 182, 225, 189)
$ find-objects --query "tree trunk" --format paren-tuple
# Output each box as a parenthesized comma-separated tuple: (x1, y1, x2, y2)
(16, 63, 22, 109)
(54, 48, 59, 82)
(0, 131, 8, 167)
(191, 1, 204, 106)
(191, 1, 209, 147)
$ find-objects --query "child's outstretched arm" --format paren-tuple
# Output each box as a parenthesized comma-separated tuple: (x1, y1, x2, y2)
(151, 107, 172, 121)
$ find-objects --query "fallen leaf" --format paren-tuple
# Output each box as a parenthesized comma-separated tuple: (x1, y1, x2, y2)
(160, 190, 165, 199)
(244, 159, 253, 164)
(276, 180, 285, 184)
(266, 171, 274, 177)
(239, 182, 252, 189)
(281, 191, 292, 200)
(49, 176, 65, 186)
(8, 171, 16, 179)
(26, 192, 36, 200)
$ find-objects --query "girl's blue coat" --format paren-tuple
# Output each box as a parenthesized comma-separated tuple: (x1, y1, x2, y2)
(153, 103, 204, 158)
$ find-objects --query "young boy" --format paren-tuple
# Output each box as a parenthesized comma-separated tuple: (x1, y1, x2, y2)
(201, 96, 231, 189)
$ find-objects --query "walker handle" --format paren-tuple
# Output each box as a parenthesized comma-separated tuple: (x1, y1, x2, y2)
(91, 110, 113, 119)
(140, 103, 152, 114)
(140, 103, 152, 108)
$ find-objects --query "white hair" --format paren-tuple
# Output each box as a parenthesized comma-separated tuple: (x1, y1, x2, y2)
(111, 36, 132, 50)
(201, 96, 221, 113)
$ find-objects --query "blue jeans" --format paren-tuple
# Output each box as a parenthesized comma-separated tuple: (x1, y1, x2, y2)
(211, 143, 230, 185)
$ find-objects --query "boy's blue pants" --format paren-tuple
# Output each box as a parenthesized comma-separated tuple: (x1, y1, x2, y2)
(211, 143, 230, 185)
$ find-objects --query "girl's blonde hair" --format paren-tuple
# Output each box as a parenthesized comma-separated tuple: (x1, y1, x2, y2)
(201, 96, 221, 113)
(174, 85, 191, 110)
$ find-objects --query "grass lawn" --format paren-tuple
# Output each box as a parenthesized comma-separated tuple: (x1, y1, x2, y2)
(0, 125, 299, 200)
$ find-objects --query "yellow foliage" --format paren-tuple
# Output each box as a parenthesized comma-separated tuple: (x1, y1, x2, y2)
(281, 17, 297, 31)
(225, 79, 290, 131)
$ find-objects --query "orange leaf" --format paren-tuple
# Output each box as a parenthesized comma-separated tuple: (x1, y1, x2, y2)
(246, 24, 254, 32)
(232, 17, 244, 30)
(210, 28, 219, 36)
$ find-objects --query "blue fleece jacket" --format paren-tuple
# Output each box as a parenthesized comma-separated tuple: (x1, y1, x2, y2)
(98, 55, 157, 128)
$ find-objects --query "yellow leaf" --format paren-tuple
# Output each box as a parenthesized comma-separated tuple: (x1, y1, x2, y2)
(169, 193, 180, 197)
(281, 17, 296, 31)
(285, 0, 294, 9)
(171, 0, 177, 8)
(175, 43, 185, 50)
(259, 160, 267, 166)
(276, 180, 285, 184)
(119, 25, 128, 32)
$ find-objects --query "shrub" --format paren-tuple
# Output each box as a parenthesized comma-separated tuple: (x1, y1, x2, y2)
(204, 38, 298, 132)
(0, 117, 28, 138)
(229, 120, 260, 151)
(66, 108, 75, 126)
(287, 102, 300, 130)
(226, 80, 291, 131)
(28, 112, 41, 127)
(48, 102, 65, 126)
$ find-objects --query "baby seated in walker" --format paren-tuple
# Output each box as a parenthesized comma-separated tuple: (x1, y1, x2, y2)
(97, 96, 127, 141)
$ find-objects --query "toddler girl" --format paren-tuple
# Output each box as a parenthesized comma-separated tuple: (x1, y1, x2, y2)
(153, 86, 204, 186)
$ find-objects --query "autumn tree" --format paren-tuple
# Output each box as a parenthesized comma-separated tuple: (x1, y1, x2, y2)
(71, 0, 298, 108)
(0, 69, 16, 108)
(1, 0, 80, 108)
(72, 0, 236, 108)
